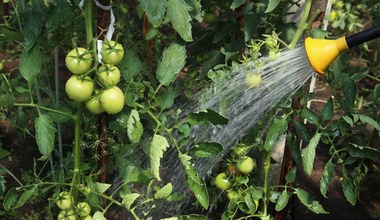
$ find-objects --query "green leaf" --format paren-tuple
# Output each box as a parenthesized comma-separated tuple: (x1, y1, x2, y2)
(35, 114, 56, 157)
(121, 49, 142, 83)
(190, 142, 223, 158)
(0, 174, 5, 197)
(95, 182, 111, 194)
(373, 84, 380, 105)
(244, 193, 258, 214)
(296, 188, 328, 214)
(157, 86, 177, 110)
(301, 132, 321, 175)
(287, 134, 302, 164)
(0, 148, 10, 160)
(176, 214, 208, 220)
(347, 144, 380, 161)
(179, 153, 192, 170)
(3, 188, 17, 211)
(19, 45, 42, 85)
(358, 114, 380, 132)
(184, 0, 203, 22)
(127, 110, 143, 144)
(275, 191, 291, 211)
(181, 159, 209, 209)
(264, 118, 287, 151)
(300, 108, 319, 125)
(154, 183, 173, 199)
(187, 109, 228, 125)
(122, 193, 140, 210)
(230, 0, 245, 10)
(321, 98, 333, 122)
(13, 186, 37, 209)
(265, 0, 281, 13)
(156, 43, 187, 86)
(92, 211, 107, 220)
(166, 0, 193, 42)
(244, 13, 260, 42)
(150, 135, 170, 181)
(342, 168, 358, 206)
(140, 0, 166, 27)
(342, 76, 356, 111)
(320, 159, 335, 198)
(285, 167, 297, 183)
(294, 121, 311, 143)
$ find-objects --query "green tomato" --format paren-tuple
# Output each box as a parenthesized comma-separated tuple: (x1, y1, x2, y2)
(245, 73, 261, 88)
(85, 96, 104, 114)
(56, 191, 73, 210)
(215, 173, 232, 190)
(329, 10, 337, 22)
(233, 145, 248, 157)
(227, 190, 241, 201)
(58, 209, 77, 220)
(81, 216, 93, 220)
(237, 156, 256, 175)
(101, 40, 124, 65)
(335, 1, 344, 9)
(265, 38, 277, 49)
(65, 76, 94, 102)
(268, 50, 281, 60)
(100, 86, 125, 114)
(97, 64, 121, 86)
(77, 202, 91, 217)
(65, 48, 93, 75)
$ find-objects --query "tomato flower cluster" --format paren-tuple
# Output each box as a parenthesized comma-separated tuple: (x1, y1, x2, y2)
(56, 191, 92, 220)
(65, 40, 125, 115)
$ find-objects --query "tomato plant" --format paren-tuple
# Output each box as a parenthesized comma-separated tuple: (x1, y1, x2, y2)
(215, 173, 232, 190)
(77, 202, 91, 217)
(65, 48, 93, 75)
(97, 64, 121, 86)
(237, 156, 255, 175)
(56, 192, 73, 210)
(99, 86, 125, 114)
(101, 40, 124, 65)
(58, 209, 77, 220)
(85, 96, 104, 114)
(65, 75, 94, 102)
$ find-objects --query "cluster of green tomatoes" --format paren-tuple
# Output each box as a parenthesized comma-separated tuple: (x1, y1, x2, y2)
(65, 40, 125, 115)
(55, 191, 92, 220)
(214, 145, 257, 202)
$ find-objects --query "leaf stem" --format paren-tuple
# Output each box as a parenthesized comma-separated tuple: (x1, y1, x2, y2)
(262, 150, 272, 216)
(0, 163, 24, 187)
(13, 103, 75, 119)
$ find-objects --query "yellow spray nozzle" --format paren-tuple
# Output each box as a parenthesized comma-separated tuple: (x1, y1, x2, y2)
(305, 37, 349, 75)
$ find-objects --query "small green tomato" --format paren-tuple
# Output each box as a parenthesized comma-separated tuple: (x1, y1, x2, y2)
(245, 73, 261, 88)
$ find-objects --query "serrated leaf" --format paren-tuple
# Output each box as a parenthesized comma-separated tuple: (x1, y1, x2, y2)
(265, 0, 281, 13)
(285, 167, 297, 183)
(140, 0, 166, 27)
(296, 188, 328, 214)
(300, 108, 319, 125)
(264, 118, 287, 151)
(121, 49, 142, 83)
(19, 45, 42, 85)
(190, 142, 223, 158)
(342, 168, 358, 206)
(187, 109, 228, 125)
(373, 84, 380, 105)
(156, 43, 187, 86)
(275, 191, 291, 211)
(13, 186, 37, 209)
(320, 159, 335, 198)
(3, 188, 17, 211)
(321, 98, 334, 121)
(244, 13, 260, 42)
(166, 0, 193, 42)
(154, 183, 173, 199)
(347, 144, 380, 160)
(92, 211, 107, 220)
(122, 193, 140, 210)
(35, 114, 56, 157)
(244, 193, 258, 214)
(358, 114, 380, 132)
(230, 0, 245, 10)
(184, 0, 203, 22)
(179, 153, 192, 170)
(342, 76, 356, 111)
(96, 182, 111, 194)
(157, 86, 177, 110)
(150, 135, 170, 181)
(301, 132, 321, 175)
(127, 110, 143, 144)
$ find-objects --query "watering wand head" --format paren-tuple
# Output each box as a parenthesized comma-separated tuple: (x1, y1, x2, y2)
(305, 37, 349, 74)
(305, 25, 380, 74)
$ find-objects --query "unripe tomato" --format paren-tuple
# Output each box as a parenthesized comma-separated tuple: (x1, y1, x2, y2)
(77, 202, 91, 217)
(101, 40, 124, 65)
(85, 96, 104, 114)
(245, 73, 261, 88)
(65, 48, 93, 75)
(329, 10, 337, 22)
(268, 50, 281, 60)
(65, 76, 94, 102)
(97, 64, 121, 86)
(215, 173, 232, 190)
(227, 190, 241, 201)
(58, 209, 77, 220)
(100, 86, 125, 114)
(265, 38, 277, 49)
(233, 145, 249, 156)
(335, 1, 344, 9)
(237, 156, 256, 174)
(56, 191, 73, 210)
(81, 216, 93, 220)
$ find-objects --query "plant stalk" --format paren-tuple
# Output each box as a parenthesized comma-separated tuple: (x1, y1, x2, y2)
(262, 150, 272, 216)
(288, 0, 313, 49)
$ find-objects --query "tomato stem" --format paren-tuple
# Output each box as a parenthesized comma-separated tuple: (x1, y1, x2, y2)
(288, 0, 314, 49)
(13, 103, 75, 119)
(262, 150, 271, 216)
